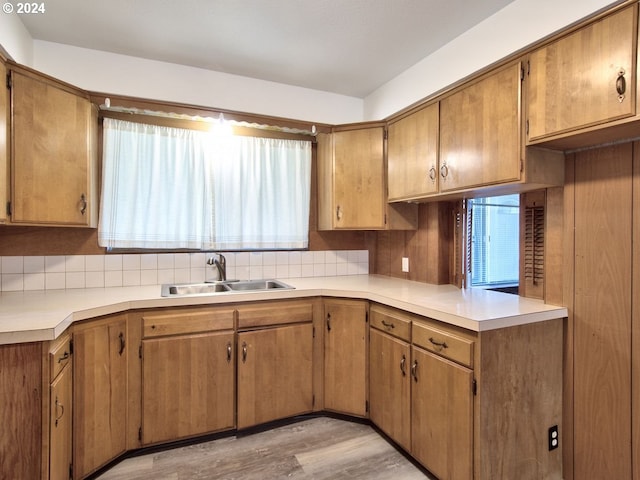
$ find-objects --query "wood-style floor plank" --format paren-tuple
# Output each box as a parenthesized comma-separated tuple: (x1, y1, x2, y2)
(96, 416, 433, 479)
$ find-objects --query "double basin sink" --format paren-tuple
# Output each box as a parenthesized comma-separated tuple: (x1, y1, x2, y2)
(161, 279, 294, 297)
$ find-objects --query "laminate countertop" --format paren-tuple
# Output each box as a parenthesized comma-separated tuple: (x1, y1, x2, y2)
(0, 274, 568, 345)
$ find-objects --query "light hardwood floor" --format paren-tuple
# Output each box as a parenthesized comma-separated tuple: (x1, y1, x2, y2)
(95, 416, 434, 479)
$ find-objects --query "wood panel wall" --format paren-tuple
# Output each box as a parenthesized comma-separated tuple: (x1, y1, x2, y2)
(371, 202, 452, 284)
(0, 342, 43, 480)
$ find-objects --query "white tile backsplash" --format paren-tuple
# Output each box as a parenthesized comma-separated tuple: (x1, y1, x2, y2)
(0, 250, 369, 292)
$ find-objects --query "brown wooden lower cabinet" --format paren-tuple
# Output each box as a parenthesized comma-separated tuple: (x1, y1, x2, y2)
(411, 346, 473, 480)
(48, 334, 73, 480)
(0, 297, 565, 479)
(368, 303, 563, 480)
(73, 314, 128, 480)
(369, 312, 411, 451)
(237, 323, 314, 429)
(142, 331, 236, 444)
(139, 307, 236, 445)
(323, 298, 368, 416)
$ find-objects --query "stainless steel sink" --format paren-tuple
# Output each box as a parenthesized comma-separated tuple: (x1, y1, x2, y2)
(225, 279, 293, 291)
(161, 282, 230, 296)
(161, 279, 294, 297)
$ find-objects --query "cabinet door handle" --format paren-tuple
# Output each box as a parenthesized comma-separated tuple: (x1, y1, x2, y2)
(381, 320, 395, 330)
(400, 355, 407, 377)
(242, 342, 247, 363)
(616, 68, 626, 102)
(57, 351, 69, 363)
(429, 337, 448, 351)
(428, 166, 437, 182)
(440, 164, 449, 179)
(118, 332, 125, 356)
(336, 205, 343, 221)
(326, 313, 331, 332)
(411, 360, 418, 382)
(54, 396, 64, 427)
(226, 342, 232, 363)
(79, 193, 87, 215)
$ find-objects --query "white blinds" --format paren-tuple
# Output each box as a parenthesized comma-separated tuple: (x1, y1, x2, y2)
(98, 118, 311, 250)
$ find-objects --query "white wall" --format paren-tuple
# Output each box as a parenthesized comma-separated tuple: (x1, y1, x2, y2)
(363, 0, 623, 120)
(0, 8, 33, 64)
(32, 41, 363, 125)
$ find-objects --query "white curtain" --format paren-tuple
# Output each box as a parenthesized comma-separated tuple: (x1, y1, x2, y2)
(98, 118, 311, 250)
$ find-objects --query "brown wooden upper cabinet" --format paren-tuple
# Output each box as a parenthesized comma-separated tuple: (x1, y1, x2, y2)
(440, 62, 522, 193)
(9, 65, 97, 227)
(317, 125, 417, 230)
(527, 5, 638, 143)
(438, 61, 564, 197)
(387, 102, 439, 202)
(0, 59, 7, 224)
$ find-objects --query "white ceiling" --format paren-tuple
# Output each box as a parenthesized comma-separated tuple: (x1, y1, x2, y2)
(18, 0, 517, 98)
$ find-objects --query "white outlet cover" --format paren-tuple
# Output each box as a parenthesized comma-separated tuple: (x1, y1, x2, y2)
(402, 257, 409, 272)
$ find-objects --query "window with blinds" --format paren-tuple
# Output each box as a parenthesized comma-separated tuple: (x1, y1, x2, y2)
(467, 194, 520, 289)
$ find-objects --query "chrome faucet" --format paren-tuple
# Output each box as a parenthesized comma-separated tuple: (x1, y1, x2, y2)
(207, 254, 226, 282)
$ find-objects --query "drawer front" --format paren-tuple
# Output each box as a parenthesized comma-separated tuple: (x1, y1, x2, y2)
(49, 334, 72, 380)
(143, 308, 235, 338)
(370, 305, 411, 342)
(237, 301, 313, 329)
(412, 322, 474, 368)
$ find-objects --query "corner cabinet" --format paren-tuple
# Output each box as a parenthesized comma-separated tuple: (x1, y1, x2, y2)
(317, 125, 417, 230)
(323, 298, 368, 417)
(8, 65, 97, 227)
(527, 4, 638, 144)
(73, 314, 128, 480)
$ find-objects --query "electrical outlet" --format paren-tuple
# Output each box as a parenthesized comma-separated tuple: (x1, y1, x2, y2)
(402, 257, 409, 273)
(548, 425, 559, 451)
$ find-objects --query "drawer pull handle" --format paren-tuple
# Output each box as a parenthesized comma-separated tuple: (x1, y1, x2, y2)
(429, 337, 448, 350)
(411, 360, 418, 381)
(400, 355, 406, 376)
(242, 342, 248, 363)
(55, 396, 64, 427)
(57, 351, 69, 363)
(226, 342, 232, 363)
(326, 313, 331, 332)
(381, 320, 395, 330)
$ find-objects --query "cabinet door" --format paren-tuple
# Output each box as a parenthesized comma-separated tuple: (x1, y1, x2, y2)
(333, 127, 386, 229)
(440, 63, 522, 192)
(411, 346, 473, 480)
(11, 70, 92, 225)
(527, 5, 637, 141)
(387, 103, 439, 201)
(237, 323, 313, 429)
(142, 331, 235, 445)
(369, 329, 411, 451)
(50, 364, 72, 480)
(324, 299, 368, 416)
(73, 315, 127, 479)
